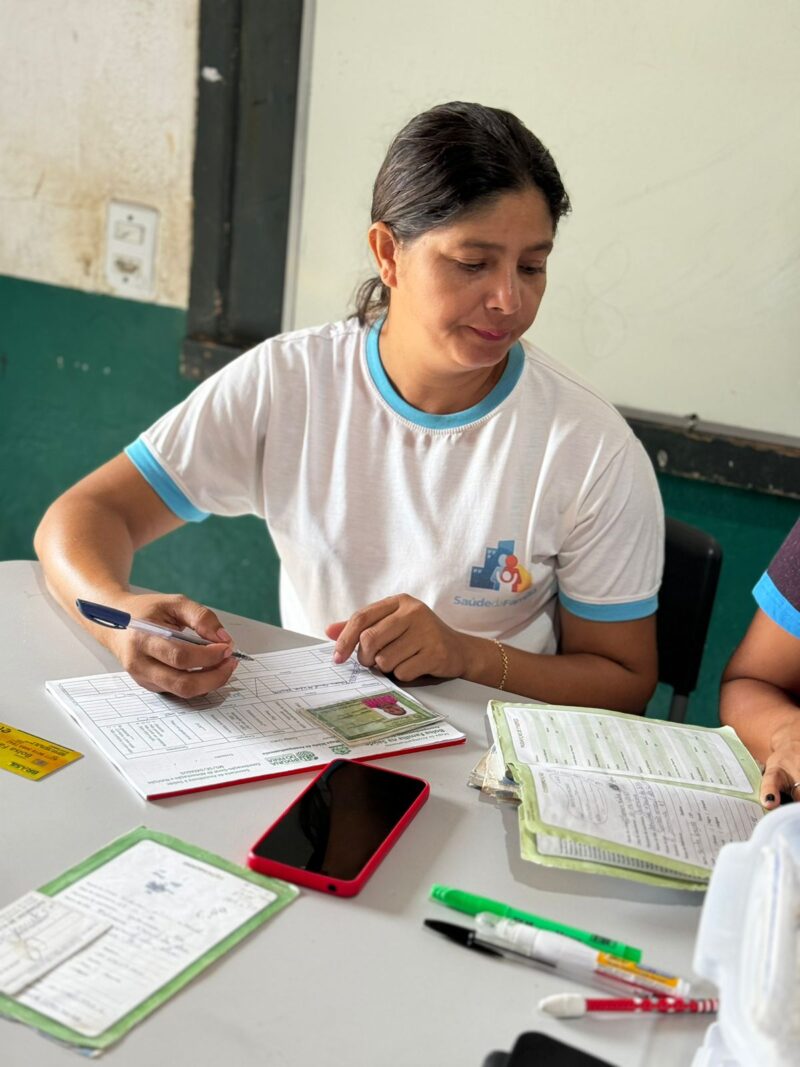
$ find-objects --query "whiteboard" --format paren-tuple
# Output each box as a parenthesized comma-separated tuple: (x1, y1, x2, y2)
(287, 0, 800, 438)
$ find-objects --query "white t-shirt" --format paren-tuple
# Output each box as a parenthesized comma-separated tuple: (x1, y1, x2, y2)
(126, 318, 664, 652)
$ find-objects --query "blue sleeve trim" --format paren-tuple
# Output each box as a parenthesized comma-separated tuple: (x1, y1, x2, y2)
(753, 573, 800, 639)
(124, 438, 209, 523)
(559, 591, 659, 622)
(366, 318, 524, 429)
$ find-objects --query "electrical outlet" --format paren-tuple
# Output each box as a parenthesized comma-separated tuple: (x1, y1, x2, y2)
(105, 201, 158, 299)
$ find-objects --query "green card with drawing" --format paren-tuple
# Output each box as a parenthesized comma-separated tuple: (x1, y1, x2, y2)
(0, 827, 297, 1052)
(304, 690, 442, 745)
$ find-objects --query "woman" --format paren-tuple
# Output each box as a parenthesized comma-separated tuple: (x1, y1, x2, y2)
(35, 102, 663, 710)
(721, 518, 800, 808)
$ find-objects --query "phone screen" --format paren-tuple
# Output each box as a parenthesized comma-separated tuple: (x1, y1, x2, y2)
(250, 759, 428, 881)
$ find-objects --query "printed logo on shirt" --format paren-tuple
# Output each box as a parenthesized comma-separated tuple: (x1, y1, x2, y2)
(468, 540, 532, 594)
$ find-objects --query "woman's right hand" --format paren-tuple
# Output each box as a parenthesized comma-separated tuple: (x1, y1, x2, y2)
(34, 454, 239, 699)
(101, 592, 239, 698)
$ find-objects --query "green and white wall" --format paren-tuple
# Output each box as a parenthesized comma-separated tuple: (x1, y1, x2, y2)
(1, 0, 797, 726)
(0, 1, 280, 623)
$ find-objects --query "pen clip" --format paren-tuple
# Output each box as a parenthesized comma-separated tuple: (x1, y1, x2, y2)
(76, 599, 132, 630)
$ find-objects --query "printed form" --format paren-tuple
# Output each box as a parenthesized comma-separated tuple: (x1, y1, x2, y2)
(46, 643, 463, 798)
(534, 832, 708, 882)
(503, 704, 754, 793)
(529, 767, 762, 871)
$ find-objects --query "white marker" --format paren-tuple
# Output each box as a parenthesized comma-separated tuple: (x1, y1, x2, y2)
(475, 913, 691, 997)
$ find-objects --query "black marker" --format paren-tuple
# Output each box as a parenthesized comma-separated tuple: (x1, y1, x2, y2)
(424, 919, 505, 958)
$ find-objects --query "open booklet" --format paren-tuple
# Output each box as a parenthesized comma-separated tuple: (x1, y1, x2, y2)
(45, 642, 463, 800)
(488, 701, 764, 890)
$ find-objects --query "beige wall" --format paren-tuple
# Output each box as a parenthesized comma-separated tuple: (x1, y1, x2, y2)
(0, 0, 198, 308)
(2, 0, 798, 431)
(290, 0, 800, 437)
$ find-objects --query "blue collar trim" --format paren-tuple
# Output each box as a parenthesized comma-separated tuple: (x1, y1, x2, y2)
(365, 319, 524, 430)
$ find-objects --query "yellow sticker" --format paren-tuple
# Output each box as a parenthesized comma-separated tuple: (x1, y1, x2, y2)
(0, 722, 82, 780)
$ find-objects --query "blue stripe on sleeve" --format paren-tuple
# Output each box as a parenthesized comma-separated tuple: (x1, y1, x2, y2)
(753, 572, 800, 638)
(124, 438, 209, 523)
(366, 319, 524, 429)
(559, 591, 659, 622)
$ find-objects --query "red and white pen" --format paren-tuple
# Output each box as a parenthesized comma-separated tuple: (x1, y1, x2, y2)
(539, 993, 718, 1018)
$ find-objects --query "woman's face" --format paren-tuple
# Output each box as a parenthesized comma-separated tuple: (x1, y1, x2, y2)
(388, 186, 554, 373)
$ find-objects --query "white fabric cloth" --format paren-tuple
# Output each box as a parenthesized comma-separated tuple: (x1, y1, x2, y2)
(126, 318, 664, 652)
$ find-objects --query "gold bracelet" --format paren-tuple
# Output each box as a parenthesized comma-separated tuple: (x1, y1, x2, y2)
(492, 639, 508, 691)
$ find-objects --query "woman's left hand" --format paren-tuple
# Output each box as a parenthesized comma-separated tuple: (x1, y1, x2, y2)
(760, 721, 800, 809)
(326, 594, 470, 682)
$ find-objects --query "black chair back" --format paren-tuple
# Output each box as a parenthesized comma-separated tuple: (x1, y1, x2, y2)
(657, 517, 723, 722)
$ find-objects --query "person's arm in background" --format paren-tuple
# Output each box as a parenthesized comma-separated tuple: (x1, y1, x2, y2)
(34, 453, 238, 697)
(721, 609, 800, 809)
(720, 518, 800, 809)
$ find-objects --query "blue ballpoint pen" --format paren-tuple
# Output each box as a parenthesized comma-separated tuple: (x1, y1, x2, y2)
(76, 599, 254, 660)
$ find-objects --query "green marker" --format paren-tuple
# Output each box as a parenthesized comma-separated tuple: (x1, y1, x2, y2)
(429, 885, 642, 963)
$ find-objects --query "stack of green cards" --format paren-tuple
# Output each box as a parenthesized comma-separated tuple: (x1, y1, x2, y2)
(304, 690, 443, 745)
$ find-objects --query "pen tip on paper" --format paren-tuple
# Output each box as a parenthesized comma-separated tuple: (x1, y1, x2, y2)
(538, 993, 587, 1018)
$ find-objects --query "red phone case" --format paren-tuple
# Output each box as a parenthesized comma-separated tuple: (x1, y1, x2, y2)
(247, 759, 430, 897)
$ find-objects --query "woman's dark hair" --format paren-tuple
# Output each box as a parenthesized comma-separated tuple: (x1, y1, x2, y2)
(353, 101, 571, 324)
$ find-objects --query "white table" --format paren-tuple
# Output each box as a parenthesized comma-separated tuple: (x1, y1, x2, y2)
(0, 561, 708, 1066)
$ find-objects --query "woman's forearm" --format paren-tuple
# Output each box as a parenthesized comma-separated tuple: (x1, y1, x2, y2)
(460, 634, 654, 713)
(35, 493, 137, 616)
(34, 454, 184, 647)
(720, 609, 800, 767)
(720, 676, 800, 764)
(35, 484, 240, 697)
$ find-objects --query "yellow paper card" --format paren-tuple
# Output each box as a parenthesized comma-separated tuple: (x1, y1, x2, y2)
(0, 722, 82, 780)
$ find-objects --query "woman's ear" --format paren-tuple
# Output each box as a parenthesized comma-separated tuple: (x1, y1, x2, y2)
(368, 222, 400, 288)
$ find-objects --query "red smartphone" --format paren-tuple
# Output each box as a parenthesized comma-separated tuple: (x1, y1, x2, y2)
(247, 758, 429, 896)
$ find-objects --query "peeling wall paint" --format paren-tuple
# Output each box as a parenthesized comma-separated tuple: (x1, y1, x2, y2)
(0, 0, 198, 308)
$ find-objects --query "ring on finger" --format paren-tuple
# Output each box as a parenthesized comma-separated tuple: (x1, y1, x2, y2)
(791, 781, 800, 799)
